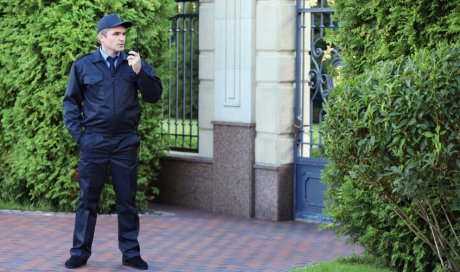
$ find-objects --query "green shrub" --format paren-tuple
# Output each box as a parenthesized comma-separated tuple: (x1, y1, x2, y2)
(322, 43, 460, 271)
(0, 0, 175, 212)
(332, 0, 460, 77)
(323, 0, 460, 270)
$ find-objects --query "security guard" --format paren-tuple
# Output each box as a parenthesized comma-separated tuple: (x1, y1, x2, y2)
(63, 13, 162, 270)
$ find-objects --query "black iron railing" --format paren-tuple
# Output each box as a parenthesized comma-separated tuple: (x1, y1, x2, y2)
(161, 0, 199, 152)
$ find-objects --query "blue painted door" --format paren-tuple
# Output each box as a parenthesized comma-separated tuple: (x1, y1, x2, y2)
(294, 158, 329, 222)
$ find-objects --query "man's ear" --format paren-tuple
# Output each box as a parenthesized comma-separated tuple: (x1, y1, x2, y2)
(97, 32, 104, 43)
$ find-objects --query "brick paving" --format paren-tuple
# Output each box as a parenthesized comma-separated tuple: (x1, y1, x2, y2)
(0, 204, 362, 272)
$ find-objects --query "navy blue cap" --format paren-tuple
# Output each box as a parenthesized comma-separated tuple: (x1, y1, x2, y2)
(97, 13, 132, 33)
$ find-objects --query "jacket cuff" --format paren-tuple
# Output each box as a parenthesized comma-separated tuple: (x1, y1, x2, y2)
(135, 67, 148, 79)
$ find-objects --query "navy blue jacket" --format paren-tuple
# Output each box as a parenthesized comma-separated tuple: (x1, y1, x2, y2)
(63, 50, 162, 143)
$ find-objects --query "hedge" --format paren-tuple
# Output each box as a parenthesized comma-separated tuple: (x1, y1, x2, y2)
(333, 0, 460, 77)
(0, 0, 175, 212)
(323, 43, 460, 271)
(323, 0, 460, 271)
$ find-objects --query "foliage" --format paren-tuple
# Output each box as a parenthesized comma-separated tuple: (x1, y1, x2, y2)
(332, 0, 460, 77)
(322, 0, 460, 270)
(0, 0, 175, 212)
(322, 43, 460, 271)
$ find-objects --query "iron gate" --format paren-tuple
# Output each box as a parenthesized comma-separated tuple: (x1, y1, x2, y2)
(294, 0, 340, 222)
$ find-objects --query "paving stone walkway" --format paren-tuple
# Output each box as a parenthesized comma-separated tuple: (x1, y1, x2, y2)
(0, 204, 361, 271)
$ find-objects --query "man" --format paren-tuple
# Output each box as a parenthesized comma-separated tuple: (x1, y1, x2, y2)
(63, 13, 162, 270)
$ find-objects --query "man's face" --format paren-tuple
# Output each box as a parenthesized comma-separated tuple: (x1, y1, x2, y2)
(99, 26, 127, 55)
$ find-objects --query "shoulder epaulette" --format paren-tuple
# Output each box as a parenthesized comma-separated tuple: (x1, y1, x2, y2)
(74, 52, 92, 62)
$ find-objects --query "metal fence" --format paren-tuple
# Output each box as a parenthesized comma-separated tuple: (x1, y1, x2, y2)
(293, 0, 340, 223)
(294, 0, 340, 159)
(161, 0, 199, 153)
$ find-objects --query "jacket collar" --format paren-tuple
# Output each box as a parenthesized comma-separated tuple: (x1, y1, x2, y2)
(88, 50, 129, 63)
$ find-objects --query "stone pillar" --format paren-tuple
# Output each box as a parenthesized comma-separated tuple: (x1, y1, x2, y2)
(212, 122, 255, 217)
(211, 0, 257, 218)
(254, 0, 296, 220)
(198, 0, 216, 158)
(214, 0, 256, 123)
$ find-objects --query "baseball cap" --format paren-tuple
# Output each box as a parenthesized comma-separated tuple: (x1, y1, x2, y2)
(97, 13, 132, 33)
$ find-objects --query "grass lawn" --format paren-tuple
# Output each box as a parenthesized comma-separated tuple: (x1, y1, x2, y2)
(161, 118, 198, 135)
(290, 255, 392, 272)
(161, 118, 198, 150)
(299, 123, 324, 158)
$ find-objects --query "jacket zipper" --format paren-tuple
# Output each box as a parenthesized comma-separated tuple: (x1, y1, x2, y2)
(111, 69, 117, 135)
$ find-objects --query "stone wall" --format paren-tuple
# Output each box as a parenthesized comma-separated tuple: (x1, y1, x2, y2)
(155, 0, 296, 221)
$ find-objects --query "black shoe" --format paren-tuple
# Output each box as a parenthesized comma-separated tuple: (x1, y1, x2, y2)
(122, 256, 148, 270)
(65, 255, 88, 269)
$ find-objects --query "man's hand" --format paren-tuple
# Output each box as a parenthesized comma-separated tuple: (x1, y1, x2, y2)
(127, 51, 141, 74)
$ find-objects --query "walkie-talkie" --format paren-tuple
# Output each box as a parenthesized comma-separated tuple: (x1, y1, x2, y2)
(130, 27, 139, 55)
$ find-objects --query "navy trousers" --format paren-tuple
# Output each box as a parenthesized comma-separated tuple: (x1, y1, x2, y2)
(70, 131, 141, 259)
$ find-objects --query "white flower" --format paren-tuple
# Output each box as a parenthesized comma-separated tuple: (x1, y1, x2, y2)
(322, 42, 333, 62)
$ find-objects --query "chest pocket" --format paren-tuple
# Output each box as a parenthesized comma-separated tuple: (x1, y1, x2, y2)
(82, 74, 104, 100)
(82, 74, 103, 85)
(119, 72, 138, 100)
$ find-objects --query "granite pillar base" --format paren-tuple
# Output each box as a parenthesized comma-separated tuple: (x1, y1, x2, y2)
(254, 164, 293, 221)
(212, 121, 256, 218)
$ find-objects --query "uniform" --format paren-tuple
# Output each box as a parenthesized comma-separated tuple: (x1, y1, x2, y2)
(63, 49, 162, 260)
